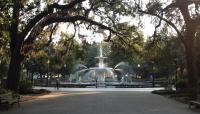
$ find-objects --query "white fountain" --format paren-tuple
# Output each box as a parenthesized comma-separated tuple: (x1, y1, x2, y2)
(83, 42, 116, 83)
(71, 42, 133, 87)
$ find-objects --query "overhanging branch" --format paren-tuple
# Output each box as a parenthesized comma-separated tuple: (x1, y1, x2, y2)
(163, 2, 177, 11)
(46, 23, 59, 46)
(20, 0, 86, 40)
(138, 10, 186, 45)
(23, 12, 119, 50)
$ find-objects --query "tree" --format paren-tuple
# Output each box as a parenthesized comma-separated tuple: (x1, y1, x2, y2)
(81, 41, 98, 67)
(4, 0, 134, 91)
(143, 32, 185, 80)
(24, 38, 50, 82)
(136, 0, 200, 99)
(108, 23, 144, 67)
(0, 0, 10, 82)
(196, 28, 200, 89)
(23, 32, 84, 85)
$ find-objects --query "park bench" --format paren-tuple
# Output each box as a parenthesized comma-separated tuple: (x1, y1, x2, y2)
(189, 95, 200, 109)
(0, 92, 20, 110)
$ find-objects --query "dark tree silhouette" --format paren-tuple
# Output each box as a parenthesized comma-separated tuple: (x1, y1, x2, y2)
(5, 0, 132, 91)
(136, 0, 200, 99)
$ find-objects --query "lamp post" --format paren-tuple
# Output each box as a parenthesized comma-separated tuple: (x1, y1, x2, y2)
(125, 74, 128, 87)
(45, 46, 51, 86)
(174, 58, 178, 91)
(47, 59, 50, 86)
(137, 64, 140, 79)
(30, 60, 34, 85)
(152, 61, 155, 88)
(64, 64, 66, 82)
(94, 71, 97, 88)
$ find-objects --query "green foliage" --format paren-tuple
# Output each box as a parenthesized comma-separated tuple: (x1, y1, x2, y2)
(0, 61, 8, 79)
(146, 1, 162, 14)
(80, 42, 98, 67)
(176, 79, 187, 89)
(22, 32, 89, 81)
(19, 80, 33, 94)
(142, 33, 185, 79)
(2, 0, 138, 91)
(152, 89, 175, 95)
(108, 23, 144, 67)
(89, 0, 134, 24)
(0, 87, 10, 94)
(30, 89, 50, 94)
(0, 0, 10, 80)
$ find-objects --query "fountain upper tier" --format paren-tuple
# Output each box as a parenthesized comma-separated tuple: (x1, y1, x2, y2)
(94, 43, 108, 68)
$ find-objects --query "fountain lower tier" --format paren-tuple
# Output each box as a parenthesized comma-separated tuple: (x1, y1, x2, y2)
(77, 67, 118, 82)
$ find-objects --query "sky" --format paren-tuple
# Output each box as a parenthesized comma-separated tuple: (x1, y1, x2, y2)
(58, 16, 155, 43)
(52, 0, 160, 43)
(35, 0, 173, 43)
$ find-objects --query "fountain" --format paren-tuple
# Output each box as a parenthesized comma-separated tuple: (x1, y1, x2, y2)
(70, 42, 133, 87)
(59, 42, 165, 88)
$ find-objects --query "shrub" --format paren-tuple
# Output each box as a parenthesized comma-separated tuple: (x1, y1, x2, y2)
(19, 80, 33, 94)
(0, 87, 9, 94)
(31, 89, 50, 94)
(152, 89, 175, 95)
(176, 79, 187, 89)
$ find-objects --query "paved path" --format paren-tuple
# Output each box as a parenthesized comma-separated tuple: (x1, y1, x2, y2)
(1, 88, 199, 114)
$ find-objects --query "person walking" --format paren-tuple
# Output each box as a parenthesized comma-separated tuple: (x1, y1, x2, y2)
(56, 79, 59, 90)
(95, 78, 97, 88)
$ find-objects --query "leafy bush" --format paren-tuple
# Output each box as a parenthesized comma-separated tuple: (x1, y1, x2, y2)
(19, 80, 33, 94)
(176, 79, 187, 89)
(31, 89, 50, 94)
(0, 87, 9, 94)
(152, 89, 175, 95)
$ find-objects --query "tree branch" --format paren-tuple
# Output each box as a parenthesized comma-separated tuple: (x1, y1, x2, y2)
(138, 10, 186, 45)
(23, 12, 117, 46)
(46, 23, 59, 46)
(20, 0, 86, 40)
(153, 11, 163, 39)
(163, 2, 177, 12)
(63, 23, 77, 47)
(176, 0, 192, 23)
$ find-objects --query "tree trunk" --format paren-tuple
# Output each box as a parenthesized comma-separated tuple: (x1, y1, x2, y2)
(185, 31, 198, 100)
(6, 1, 22, 92)
(6, 52, 22, 91)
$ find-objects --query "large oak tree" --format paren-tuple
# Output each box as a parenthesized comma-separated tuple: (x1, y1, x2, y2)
(2, 0, 133, 91)
(136, 0, 200, 99)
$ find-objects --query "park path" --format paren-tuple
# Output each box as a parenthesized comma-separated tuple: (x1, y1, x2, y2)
(1, 88, 199, 114)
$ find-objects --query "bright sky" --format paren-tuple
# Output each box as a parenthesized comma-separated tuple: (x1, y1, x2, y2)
(52, 0, 162, 43)
(142, 17, 155, 38)
(34, 0, 174, 43)
(57, 17, 155, 43)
